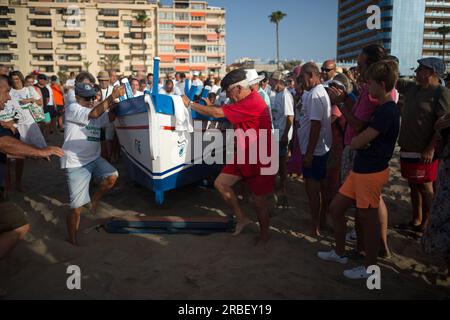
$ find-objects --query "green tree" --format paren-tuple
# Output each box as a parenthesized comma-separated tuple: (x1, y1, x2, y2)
(134, 11, 150, 73)
(101, 55, 122, 72)
(269, 11, 287, 71)
(83, 60, 92, 72)
(283, 60, 303, 71)
(437, 25, 450, 71)
(57, 71, 68, 84)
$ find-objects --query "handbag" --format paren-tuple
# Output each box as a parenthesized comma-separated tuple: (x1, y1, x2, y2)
(27, 87, 45, 123)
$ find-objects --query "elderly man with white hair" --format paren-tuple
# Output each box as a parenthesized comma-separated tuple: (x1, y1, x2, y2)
(181, 68, 275, 245)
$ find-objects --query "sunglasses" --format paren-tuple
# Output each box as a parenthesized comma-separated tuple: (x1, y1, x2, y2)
(321, 68, 334, 73)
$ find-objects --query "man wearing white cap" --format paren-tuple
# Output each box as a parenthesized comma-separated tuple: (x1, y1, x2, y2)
(181, 69, 275, 245)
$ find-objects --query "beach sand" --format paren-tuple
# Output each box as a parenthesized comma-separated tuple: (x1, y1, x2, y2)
(1, 135, 449, 299)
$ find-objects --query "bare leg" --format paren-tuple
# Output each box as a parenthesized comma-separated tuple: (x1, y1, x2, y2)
(214, 174, 251, 236)
(67, 208, 81, 246)
(409, 183, 423, 226)
(253, 194, 271, 245)
(90, 175, 117, 214)
(51, 117, 59, 135)
(15, 159, 24, 192)
(379, 197, 390, 255)
(0, 224, 30, 258)
(359, 208, 381, 267)
(418, 182, 434, 230)
(305, 178, 322, 236)
(330, 194, 354, 256)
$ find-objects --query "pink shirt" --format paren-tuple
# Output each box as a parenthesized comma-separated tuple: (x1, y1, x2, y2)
(344, 85, 398, 146)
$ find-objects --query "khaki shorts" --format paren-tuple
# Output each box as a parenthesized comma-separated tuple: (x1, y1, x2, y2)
(0, 201, 28, 234)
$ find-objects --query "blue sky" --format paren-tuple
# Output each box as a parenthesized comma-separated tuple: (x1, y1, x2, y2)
(161, 0, 338, 63)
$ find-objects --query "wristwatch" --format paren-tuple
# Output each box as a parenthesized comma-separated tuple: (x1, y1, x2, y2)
(188, 100, 194, 108)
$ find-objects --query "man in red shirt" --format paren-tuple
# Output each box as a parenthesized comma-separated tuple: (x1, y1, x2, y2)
(181, 69, 276, 245)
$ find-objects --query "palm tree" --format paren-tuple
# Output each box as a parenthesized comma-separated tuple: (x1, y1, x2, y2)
(83, 60, 92, 72)
(269, 11, 287, 70)
(101, 55, 122, 72)
(134, 11, 149, 72)
(437, 25, 450, 71)
(57, 71, 68, 84)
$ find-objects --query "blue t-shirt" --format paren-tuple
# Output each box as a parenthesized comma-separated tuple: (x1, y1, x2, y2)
(353, 101, 400, 174)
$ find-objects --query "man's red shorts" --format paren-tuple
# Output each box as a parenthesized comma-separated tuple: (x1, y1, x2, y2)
(222, 164, 275, 196)
(400, 159, 439, 184)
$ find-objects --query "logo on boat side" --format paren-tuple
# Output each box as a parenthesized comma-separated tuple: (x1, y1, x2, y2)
(178, 139, 187, 157)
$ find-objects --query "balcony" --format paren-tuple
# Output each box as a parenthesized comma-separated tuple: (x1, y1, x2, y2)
(425, 12, 450, 18)
(97, 15, 120, 22)
(55, 48, 82, 54)
(62, 15, 86, 21)
(30, 49, 53, 55)
(63, 37, 87, 43)
(129, 27, 153, 33)
(98, 49, 120, 55)
(56, 60, 83, 67)
(31, 60, 54, 66)
(98, 38, 120, 44)
(130, 49, 153, 55)
(28, 25, 52, 32)
(27, 14, 51, 20)
(123, 38, 148, 44)
(426, 1, 450, 8)
(98, 26, 120, 32)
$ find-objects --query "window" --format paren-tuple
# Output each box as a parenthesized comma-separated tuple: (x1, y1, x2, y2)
(158, 45, 174, 52)
(159, 12, 173, 20)
(31, 19, 52, 27)
(191, 3, 206, 9)
(191, 16, 205, 21)
(99, 9, 118, 17)
(175, 12, 189, 21)
(159, 33, 174, 41)
(191, 56, 206, 63)
(159, 23, 173, 30)
(160, 68, 174, 74)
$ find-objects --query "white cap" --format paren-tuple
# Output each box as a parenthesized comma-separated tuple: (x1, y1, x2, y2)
(245, 69, 265, 85)
(193, 71, 200, 76)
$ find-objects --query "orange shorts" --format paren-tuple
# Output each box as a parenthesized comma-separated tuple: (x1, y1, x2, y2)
(339, 169, 389, 209)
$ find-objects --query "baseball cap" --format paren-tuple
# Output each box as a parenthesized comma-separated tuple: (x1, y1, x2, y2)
(37, 74, 48, 81)
(417, 57, 445, 77)
(221, 68, 247, 91)
(271, 70, 285, 81)
(75, 83, 97, 98)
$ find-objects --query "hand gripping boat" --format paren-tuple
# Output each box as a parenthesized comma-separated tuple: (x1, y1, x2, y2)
(114, 58, 231, 205)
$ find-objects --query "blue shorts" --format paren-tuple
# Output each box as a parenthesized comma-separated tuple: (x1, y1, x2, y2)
(65, 157, 118, 209)
(302, 153, 329, 181)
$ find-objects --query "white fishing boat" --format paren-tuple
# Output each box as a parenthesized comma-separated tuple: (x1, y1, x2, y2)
(114, 58, 230, 204)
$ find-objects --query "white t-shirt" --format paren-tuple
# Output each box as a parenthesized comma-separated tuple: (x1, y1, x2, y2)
(64, 89, 76, 108)
(271, 88, 294, 141)
(9, 87, 39, 125)
(298, 84, 332, 157)
(175, 80, 187, 95)
(211, 85, 221, 94)
(46, 84, 54, 106)
(134, 91, 144, 97)
(61, 102, 111, 169)
(101, 85, 114, 101)
(65, 78, 75, 88)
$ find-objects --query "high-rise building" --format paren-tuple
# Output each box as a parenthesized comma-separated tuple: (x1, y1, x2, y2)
(337, 0, 450, 76)
(0, 0, 226, 78)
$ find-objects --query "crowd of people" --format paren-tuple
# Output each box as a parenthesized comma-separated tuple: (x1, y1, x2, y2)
(0, 41, 450, 286)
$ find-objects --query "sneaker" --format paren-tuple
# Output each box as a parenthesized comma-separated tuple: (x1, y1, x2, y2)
(343, 266, 370, 279)
(317, 250, 348, 264)
(346, 229, 357, 242)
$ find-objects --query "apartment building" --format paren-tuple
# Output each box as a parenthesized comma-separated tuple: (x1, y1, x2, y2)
(0, 0, 226, 78)
(337, 0, 450, 75)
